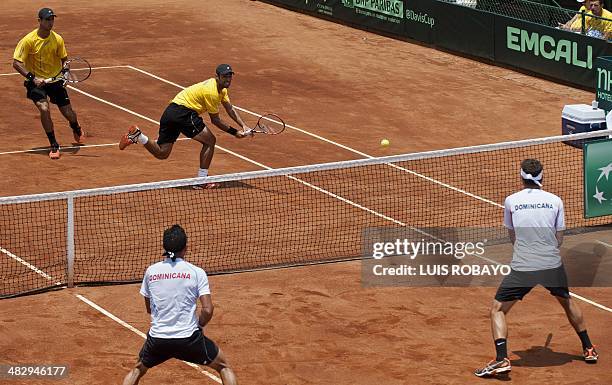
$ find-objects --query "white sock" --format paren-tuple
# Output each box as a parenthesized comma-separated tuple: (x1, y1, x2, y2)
(137, 133, 149, 145)
(198, 168, 208, 178)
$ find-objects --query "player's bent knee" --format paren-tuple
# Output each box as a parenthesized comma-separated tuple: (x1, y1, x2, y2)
(153, 143, 173, 160)
(193, 129, 216, 146)
(207, 348, 231, 372)
(490, 299, 503, 313)
(133, 361, 148, 375)
(36, 103, 51, 114)
(555, 295, 572, 309)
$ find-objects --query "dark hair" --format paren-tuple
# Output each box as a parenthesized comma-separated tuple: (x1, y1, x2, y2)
(162, 225, 187, 261)
(521, 158, 543, 187)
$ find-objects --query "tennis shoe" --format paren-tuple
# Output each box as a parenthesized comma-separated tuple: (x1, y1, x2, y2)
(474, 358, 511, 377)
(49, 143, 60, 160)
(119, 125, 141, 150)
(584, 346, 598, 363)
(72, 127, 85, 144)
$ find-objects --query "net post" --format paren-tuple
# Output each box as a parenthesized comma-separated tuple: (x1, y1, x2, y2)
(66, 194, 75, 288)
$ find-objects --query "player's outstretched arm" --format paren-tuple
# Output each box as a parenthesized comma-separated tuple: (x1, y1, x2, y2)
(222, 100, 248, 130)
(209, 113, 250, 138)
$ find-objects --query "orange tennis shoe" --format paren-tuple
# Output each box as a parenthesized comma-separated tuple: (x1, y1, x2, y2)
(474, 358, 511, 377)
(119, 125, 141, 150)
(49, 144, 60, 160)
(584, 346, 598, 363)
(72, 127, 85, 144)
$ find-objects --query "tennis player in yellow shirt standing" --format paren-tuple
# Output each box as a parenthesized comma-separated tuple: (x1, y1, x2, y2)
(119, 64, 250, 188)
(13, 8, 84, 160)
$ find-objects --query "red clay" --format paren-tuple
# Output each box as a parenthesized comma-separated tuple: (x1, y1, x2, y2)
(0, 1, 609, 384)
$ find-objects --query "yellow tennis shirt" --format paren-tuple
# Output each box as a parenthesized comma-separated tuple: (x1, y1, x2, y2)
(585, 9, 612, 37)
(171, 78, 230, 115)
(13, 29, 67, 79)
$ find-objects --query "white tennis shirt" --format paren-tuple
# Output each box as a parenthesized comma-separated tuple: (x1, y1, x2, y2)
(503, 188, 565, 271)
(140, 258, 210, 338)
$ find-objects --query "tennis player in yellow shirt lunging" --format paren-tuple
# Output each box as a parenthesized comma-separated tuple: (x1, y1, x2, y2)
(13, 8, 84, 160)
(119, 64, 250, 188)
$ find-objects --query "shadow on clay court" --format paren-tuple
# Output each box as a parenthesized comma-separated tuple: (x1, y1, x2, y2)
(28, 144, 89, 157)
(511, 334, 583, 367)
(173, 180, 289, 195)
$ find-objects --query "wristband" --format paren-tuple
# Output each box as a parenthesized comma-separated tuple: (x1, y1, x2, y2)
(227, 127, 238, 136)
(26, 72, 35, 81)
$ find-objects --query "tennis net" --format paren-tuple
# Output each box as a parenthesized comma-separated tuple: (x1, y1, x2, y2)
(1, 130, 611, 298)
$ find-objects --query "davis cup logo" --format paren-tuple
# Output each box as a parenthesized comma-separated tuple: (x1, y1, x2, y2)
(592, 162, 612, 205)
(584, 138, 612, 218)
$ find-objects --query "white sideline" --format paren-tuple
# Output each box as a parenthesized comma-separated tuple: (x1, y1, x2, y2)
(596, 240, 612, 248)
(0, 247, 61, 285)
(76, 294, 222, 383)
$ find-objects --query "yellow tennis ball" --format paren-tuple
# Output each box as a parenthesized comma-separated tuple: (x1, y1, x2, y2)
(380, 138, 390, 147)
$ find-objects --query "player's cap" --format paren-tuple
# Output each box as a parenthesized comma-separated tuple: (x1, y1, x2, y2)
(216, 64, 234, 76)
(38, 8, 57, 19)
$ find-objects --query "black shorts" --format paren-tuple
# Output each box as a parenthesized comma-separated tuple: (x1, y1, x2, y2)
(139, 328, 219, 369)
(24, 80, 70, 107)
(157, 103, 206, 144)
(495, 265, 570, 302)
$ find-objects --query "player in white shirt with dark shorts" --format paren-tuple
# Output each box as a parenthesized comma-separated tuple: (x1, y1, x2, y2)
(475, 159, 598, 378)
(122, 225, 237, 385)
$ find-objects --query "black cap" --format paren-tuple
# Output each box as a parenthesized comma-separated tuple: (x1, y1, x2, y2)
(38, 8, 56, 19)
(216, 64, 234, 76)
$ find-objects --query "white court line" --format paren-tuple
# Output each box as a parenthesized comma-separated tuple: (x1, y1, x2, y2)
(567, 292, 612, 312)
(596, 240, 612, 248)
(75, 294, 222, 383)
(0, 247, 62, 285)
(0, 142, 123, 155)
(0, 65, 130, 77)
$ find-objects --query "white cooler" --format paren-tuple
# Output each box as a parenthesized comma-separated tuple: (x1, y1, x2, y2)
(561, 103, 607, 148)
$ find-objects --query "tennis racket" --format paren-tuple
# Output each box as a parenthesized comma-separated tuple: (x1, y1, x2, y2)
(44, 57, 91, 85)
(246, 114, 286, 135)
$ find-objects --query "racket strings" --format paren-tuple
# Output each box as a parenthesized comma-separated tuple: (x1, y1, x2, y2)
(257, 122, 273, 134)
(63, 59, 91, 82)
(257, 115, 285, 134)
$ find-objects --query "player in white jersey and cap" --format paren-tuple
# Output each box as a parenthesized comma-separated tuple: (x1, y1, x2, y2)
(122, 224, 237, 385)
(475, 159, 598, 378)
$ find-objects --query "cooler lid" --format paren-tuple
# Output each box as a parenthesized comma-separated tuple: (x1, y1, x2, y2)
(562, 104, 606, 122)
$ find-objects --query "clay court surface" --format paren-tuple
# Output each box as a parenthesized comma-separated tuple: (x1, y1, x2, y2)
(0, 0, 610, 384)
